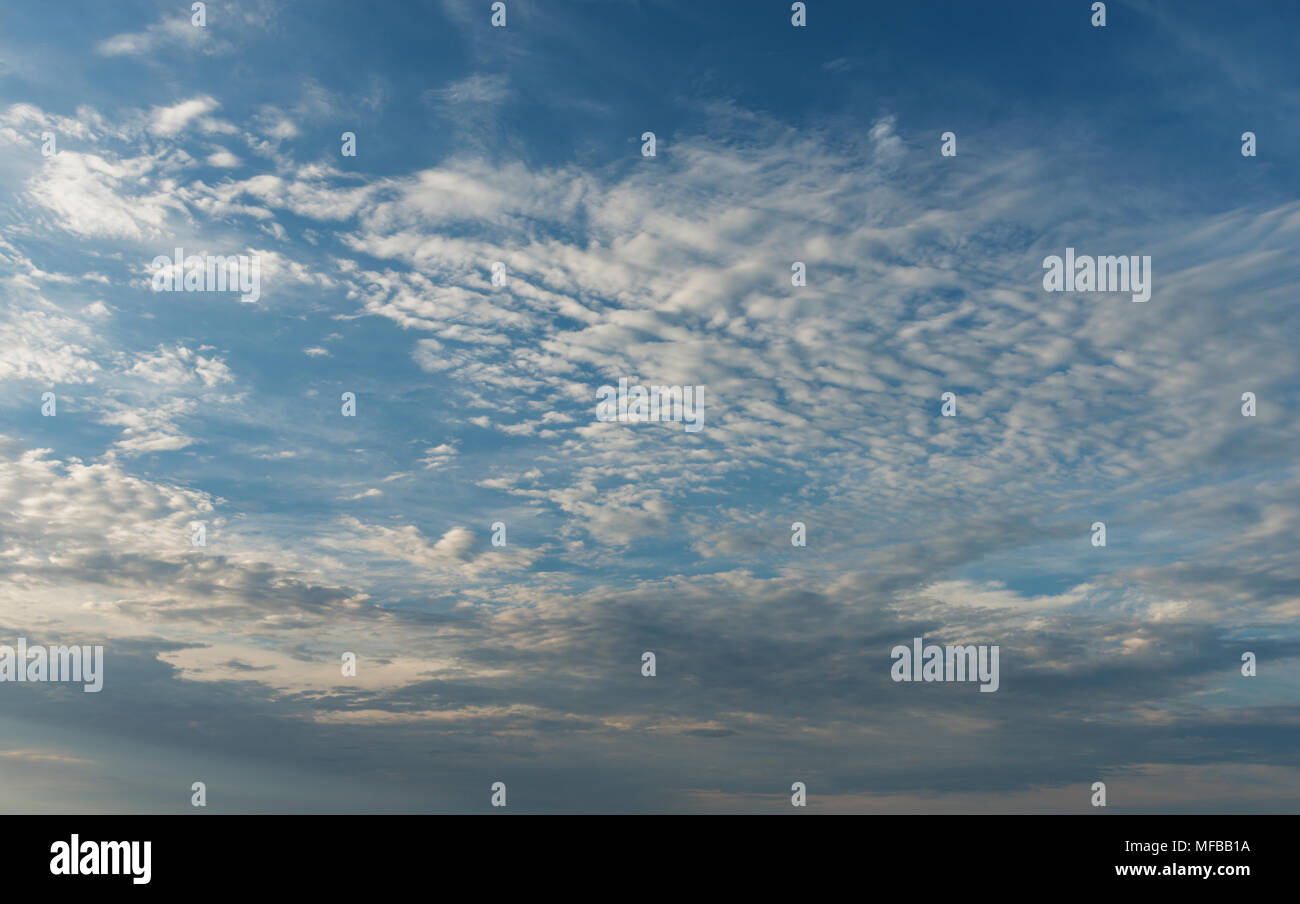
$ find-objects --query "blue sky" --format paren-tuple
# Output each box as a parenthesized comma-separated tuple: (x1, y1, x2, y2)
(0, 0, 1298, 813)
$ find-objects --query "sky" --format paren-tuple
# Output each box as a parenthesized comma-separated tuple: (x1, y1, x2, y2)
(0, 0, 1298, 813)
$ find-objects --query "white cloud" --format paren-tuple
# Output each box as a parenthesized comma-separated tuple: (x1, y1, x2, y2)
(150, 97, 220, 137)
(96, 15, 232, 58)
(25, 151, 181, 239)
(206, 149, 241, 168)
